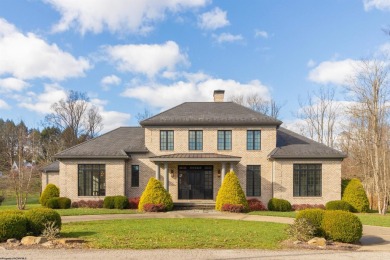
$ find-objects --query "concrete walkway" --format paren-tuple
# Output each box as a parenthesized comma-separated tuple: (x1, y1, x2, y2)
(61, 210, 390, 251)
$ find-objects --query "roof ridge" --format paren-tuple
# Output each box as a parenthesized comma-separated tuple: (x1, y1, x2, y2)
(231, 102, 283, 124)
(140, 103, 186, 125)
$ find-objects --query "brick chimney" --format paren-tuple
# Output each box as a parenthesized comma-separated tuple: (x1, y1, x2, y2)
(213, 90, 225, 102)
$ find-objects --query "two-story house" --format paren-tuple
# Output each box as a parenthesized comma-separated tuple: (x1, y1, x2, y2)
(42, 90, 346, 206)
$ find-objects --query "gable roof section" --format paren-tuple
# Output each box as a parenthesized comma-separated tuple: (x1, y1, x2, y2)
(269, 127, 346, 159)
(55, 127, 148, 159)
(140, 102, 282, 126)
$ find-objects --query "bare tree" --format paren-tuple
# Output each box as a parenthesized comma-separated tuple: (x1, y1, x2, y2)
(46, 91, 103, 148)
(345, 59, 390, 214)
(296, 87, 339, 148)
(136, 108, 154, 124)
(229, 93, 283, 119)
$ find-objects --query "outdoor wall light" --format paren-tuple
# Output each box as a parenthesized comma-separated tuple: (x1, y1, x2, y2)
(170, 169, 174, 178)
(217, 169, 221, 178)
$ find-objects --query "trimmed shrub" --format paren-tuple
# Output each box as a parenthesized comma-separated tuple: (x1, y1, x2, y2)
(114, 196, 129, 209)
(296, 208, 325, 236)
(247, 198, 267, 211)
(128, 197, 140, 209)
(342, 178, 369, 213)
(0, 211, 28, 241)
(267, 198, 292, 212)
(138, 178, 173, 212)
(46, 198, 60, 209)
(321, 210, 363, 243)
(286, 218, 315, 242)
(143, 203, 166, 212)
(341, 179, 351, 197)
(292, 204, 325, 211)
(24, 208, 62, 236)
(40, 184, 59, 206)
(103, 196, 115, 209)
(57, 197, 71, 209)
(221, 204, 246, 213)
(215, 171, 249, 211)
(72, 200, 103, 208)
(325, 200, 353, 212)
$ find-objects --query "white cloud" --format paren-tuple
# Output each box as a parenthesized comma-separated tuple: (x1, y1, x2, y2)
(0, 18, 90, 80)
(105, 41, 188, 77)
(363, 0, 390, 11)
(101, 75, 121, 90)
(254, 30, 268, 39)
(212, 33, 243, 43)
(90, 98, 131, 132)
(0, 78, 29, 92)
(198, 7, 229, 30)
(308, 59, 359, 85)
(0, 99, 10, 109)
(122, 77, 270, 110)
(44, 0, 208, 34)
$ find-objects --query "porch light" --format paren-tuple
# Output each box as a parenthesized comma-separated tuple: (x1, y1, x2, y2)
(170, 169, 174, 178)
(217, 169, 221, 178)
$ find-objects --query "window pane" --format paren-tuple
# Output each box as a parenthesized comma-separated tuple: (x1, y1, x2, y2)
(160, 131, 166, 150)
(247, 131, 253, 150)
(131, 165, 139, 187)
(225, 131, 232, 150)
(197, 131, 203, 150)
(78, 164, 105, 196)
(246, 165, 261, 196)
(293, 164, 322, 197)
(218, 131, 224, 150)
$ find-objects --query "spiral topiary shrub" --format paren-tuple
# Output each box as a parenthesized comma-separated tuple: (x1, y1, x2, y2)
(24, 208, 62, 236)
(321, 210, 363, 243)
(114, 196, 129, 209)
(138, 178, 173, 212)
(0, 211, 28, 241)
(40, 184, 60, 206)
(267, 198, 292, 212)
(46, 198, 60, 209)
(342, 178, 369, 213)
(57, 197, 71, 209)
(215, 171, 248, 211)
(325, 200, 353, 212)
(296, 208, 325, 236)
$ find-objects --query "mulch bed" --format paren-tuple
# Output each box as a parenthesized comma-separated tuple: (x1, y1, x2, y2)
(281, 239, 361, 251)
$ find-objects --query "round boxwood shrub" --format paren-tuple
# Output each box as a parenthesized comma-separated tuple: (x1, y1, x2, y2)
(296, 208, 325, 236)
(138, 178, 173, 212)
(40, 184, 60, 206)
(103, 196, 115, 209)
(24, 208, 62, 236)
(114, 196, 129, 209)
(215, 171, 249, 211)
(342, 178, 369, 213)
(57, 197, 71, 209)
(326, 200, 353, 212)
(321, 210, 362, 243)
(46, 197, 60, 209)
(267, 198, 292, 212)
(0, 211, 28, 241)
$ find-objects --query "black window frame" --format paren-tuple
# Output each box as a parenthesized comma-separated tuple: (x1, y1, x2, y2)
(78, 164, 106, 196)
(293, 164, 322, 197)
(160, 130, 174, 151)
(189, 130, 203, 150)
(246, 165, 261, 196)
(217, 130, 232, 150)
(131, 165, 139, 187)
(247, 130, 261, 150)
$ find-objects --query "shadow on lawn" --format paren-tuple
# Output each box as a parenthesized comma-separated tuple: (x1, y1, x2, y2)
(61, 231, 96, 238)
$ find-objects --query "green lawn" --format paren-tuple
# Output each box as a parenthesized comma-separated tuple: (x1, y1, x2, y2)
(248, 211, 297, 218)
(62, 218, 288, 249)
(1, 193, 40, 206)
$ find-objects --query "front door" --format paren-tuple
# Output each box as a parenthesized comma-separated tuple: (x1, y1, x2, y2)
(178, 165, 213, 200)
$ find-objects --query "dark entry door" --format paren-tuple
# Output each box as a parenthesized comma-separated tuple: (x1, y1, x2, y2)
(178, 166, 213, 200)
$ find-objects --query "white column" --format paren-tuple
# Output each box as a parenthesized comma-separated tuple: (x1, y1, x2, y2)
(221, 162, 226, 183)
(155, 164, 160, 180)
(230, 162, 234, 172)
(164, 162, 169, 191)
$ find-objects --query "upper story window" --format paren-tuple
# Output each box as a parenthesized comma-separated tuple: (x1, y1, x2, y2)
(247, 130, 261, 150)
(189, 130, 203, 150)
(293, 164, 322, 197)
(160, 130, 174, 150)
(218, 130, 232, 150)
(78, 164, 105, 196)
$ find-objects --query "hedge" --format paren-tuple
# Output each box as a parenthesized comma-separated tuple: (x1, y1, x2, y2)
(138, 178, 173, 212)
(114, 196, 129, 209)
(0, 211, 28, 241)
(325, 200, 353, 212)
(296, 208, 325, 236)
(267, 198, 292, 212)
(24, 208, 62, 236)
(103, 196, 115, 209)
(215, 171, 248, 211)
(342, 178, 369, 213)
(321, 210, 362, 243)
(57, 197, 71, 209)
(46, 198, 60, 209)
(40, 184, 59, 206)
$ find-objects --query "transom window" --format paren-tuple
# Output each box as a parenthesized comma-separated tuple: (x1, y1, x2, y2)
(160, 130, 174, 150)
(293, 164, 322, 197)
(131, 165, 139, 187)
(218, 130, 232, 150)
(246, 165, 261, 196)
(247, 130, 261, 150)
(189, 130, 203, 150)
(78, 164, 105, 196)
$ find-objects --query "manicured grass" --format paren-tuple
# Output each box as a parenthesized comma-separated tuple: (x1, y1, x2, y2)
(1, 193, 40, 206)
(248, 211, 296, 218)
(61, 218, 288, 249)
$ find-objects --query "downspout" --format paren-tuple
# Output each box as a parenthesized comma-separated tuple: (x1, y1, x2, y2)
(272, 160, 275, 198)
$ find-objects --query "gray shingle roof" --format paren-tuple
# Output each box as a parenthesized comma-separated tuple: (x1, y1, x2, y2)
(42, 161, 59, 172)
(269, 127, 346, 159)
(140, 102, 282, 126)
(150, 153, 241, 162)
(55, 127, 148, 159)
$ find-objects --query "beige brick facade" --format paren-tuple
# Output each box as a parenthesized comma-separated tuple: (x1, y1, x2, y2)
(41, 171, 60, 191)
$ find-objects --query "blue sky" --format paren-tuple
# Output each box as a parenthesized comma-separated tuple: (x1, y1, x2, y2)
(0, 0, 389, 132)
